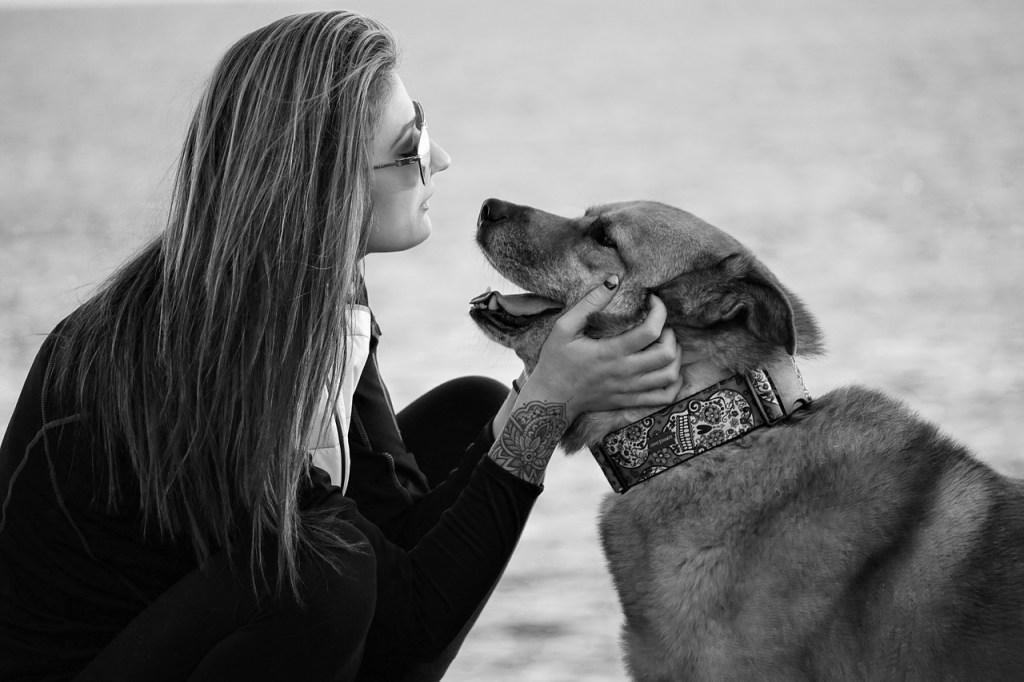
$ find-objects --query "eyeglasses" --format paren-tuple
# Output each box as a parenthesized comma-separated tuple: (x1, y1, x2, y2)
(372, 100, 430, 185)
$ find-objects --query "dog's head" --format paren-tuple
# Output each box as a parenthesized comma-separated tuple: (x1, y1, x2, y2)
(471, 198, 824, 450)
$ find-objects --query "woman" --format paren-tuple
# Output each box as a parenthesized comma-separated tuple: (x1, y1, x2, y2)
(0, 11, 680, 681)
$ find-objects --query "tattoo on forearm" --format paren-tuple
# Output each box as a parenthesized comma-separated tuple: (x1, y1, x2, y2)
(488, 400, 568, 486)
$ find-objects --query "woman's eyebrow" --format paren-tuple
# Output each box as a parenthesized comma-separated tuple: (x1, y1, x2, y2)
(389, 118, 415, 152)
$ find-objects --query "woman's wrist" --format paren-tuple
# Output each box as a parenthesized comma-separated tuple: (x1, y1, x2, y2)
(486, 382, 569, 486)
(491, 368, 532, 440)
(491, 370, 524, 440)
(515, 371, 580, 423)
(510, 368, 529, 395)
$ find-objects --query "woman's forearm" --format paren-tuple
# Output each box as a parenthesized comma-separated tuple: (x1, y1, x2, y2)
(487, 380, 569, 487)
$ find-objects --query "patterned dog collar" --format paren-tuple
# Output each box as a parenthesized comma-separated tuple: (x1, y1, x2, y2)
(590, 358, 812, 493)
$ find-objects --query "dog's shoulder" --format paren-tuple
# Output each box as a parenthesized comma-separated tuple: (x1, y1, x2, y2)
(752, 383, 1017, 523)
(784, 384, 1024, 537)
(802, 383, 919, 427)
(791, 384, 959, 462)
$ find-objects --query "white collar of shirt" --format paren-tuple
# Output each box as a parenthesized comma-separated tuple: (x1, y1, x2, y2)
(304, 304, 372, 494)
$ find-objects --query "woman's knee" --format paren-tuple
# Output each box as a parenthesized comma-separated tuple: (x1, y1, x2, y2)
(401, 375, 508, 426)
(425, 375, 508, 408)
(397, 375, 510, 479)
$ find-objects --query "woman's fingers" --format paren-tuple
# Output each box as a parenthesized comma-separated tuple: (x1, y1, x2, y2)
(620, 381, 685, 409)
(529, 282, 684, 418)
(552, 275, 620, 337)
(604, 356, 683, 407)
(605, 294, 667, 353)
(623, 349, 682, 393)
(620, 327, 678, 376)
(599, 327, 679, 391)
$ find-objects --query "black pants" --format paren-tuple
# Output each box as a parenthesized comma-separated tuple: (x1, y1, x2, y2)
(76, 376, 508, 682)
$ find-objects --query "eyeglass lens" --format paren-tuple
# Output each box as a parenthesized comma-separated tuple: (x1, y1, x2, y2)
(414, 101, 430, 185)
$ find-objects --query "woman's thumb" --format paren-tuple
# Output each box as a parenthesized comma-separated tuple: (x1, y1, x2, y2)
(557, 275, 620, 331)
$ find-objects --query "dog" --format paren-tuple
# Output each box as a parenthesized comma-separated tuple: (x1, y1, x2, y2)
(470, 198, 1024, 681)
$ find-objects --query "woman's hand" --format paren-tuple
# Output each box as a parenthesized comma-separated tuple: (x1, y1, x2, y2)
(486, 275, 681, 485)
(525, 275, 682, 423)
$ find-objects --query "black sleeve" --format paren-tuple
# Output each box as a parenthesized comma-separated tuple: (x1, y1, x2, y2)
(302, 459, 540, 680)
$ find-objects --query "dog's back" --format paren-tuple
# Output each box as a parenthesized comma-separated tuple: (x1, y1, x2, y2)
(600, 385, 1024, 681)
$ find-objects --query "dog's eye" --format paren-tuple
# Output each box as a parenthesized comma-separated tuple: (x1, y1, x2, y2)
(592, 224, 616, 249)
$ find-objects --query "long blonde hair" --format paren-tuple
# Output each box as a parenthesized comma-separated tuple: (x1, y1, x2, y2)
(52, 11, 399, 594)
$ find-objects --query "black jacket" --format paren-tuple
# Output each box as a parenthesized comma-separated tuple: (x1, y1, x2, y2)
(0, 314, 539, 680)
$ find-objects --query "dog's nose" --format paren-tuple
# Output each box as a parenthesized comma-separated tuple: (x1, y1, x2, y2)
(479, 198, 511, 226)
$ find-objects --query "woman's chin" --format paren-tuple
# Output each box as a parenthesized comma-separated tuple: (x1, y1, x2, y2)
(364, 222, 432, 254)
(409, 221, 431, 249)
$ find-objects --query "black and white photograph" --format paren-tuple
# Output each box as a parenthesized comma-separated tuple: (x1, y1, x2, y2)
(2, 0, 1022, 679)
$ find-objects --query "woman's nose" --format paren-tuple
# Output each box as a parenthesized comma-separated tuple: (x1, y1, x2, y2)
(431, 139, 451, 175)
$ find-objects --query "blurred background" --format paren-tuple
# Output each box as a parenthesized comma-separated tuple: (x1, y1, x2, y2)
(1, 0, 1022, 679)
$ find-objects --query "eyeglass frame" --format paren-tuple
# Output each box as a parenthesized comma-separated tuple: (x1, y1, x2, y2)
(371, 100, 430, 185)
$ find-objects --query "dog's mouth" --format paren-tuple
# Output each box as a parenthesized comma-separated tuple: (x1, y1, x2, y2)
(469, 289, 564, 331)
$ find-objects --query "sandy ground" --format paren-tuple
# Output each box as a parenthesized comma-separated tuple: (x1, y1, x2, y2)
(2, 0, 1023, 679)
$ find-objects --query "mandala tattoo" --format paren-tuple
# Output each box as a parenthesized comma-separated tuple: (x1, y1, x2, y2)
(488, 400, 568, 486)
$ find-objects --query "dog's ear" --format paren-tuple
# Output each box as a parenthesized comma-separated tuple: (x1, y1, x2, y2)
(658, 253, 800, 355)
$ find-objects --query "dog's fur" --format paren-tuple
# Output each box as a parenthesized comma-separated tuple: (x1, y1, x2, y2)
(471, 198, 1024, 681)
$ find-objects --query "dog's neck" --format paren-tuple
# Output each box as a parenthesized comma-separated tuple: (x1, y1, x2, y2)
(675, 356, 738, 404)
(589, 355, 812, 493)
